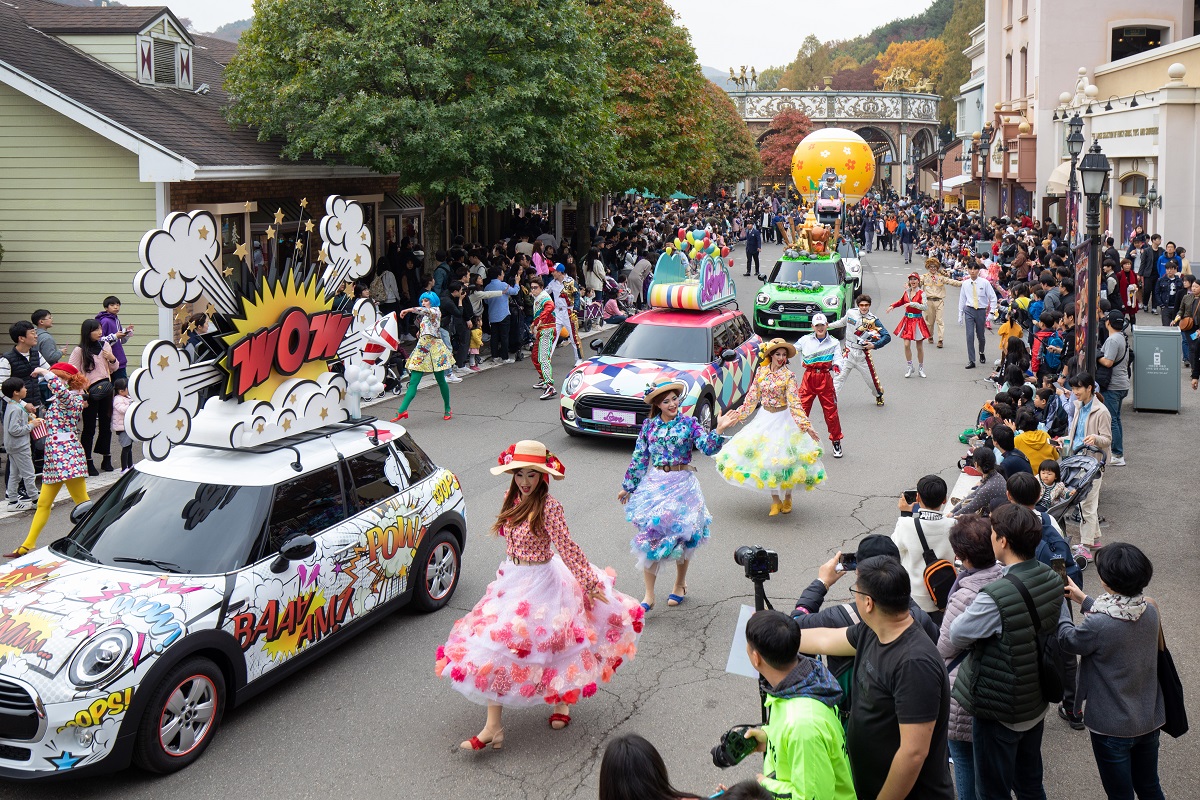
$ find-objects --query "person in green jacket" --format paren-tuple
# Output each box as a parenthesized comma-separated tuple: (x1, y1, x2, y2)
(743, 610, 856, 800)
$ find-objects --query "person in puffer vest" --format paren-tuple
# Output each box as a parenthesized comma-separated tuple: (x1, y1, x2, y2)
(949, 504, 1063, 800)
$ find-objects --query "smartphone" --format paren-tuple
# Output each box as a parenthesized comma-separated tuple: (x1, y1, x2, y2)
(1051, 556, 1068, 585)
(837, 553, 858, 572)
(903, 490, 917, 504)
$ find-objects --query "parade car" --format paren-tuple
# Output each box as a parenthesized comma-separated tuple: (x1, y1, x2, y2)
(0, 419, 465, 779)
(559, 306, 760, 438)
(752, 250, 862, 339)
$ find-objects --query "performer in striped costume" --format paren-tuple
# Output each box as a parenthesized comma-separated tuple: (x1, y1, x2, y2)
(530, 277, 558, 400)
(794, 313, 845, 457)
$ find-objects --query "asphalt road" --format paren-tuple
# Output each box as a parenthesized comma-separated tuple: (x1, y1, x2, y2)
(1, 239, 1195, 799)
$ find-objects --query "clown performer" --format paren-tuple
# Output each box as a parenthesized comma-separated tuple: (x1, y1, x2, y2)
(828, 294, 891, 407)
(886, 272, 932, 378)
(794, 314, 845, 458)
(715, 339, 825, 516)
(549, 263, 583, 364)
(529, 276, 558, 400)
(390, 292, 453, 422)
(920, 256, 961, 348)
(6, 365, 90, 558)
(618, 379, 735, 611)
(436, 440, 642, 751)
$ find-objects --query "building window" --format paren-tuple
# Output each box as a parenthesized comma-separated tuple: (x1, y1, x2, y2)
(1111, 26, 1167, 61)
(1005, 0, 1013, 27)
(153, 39, 177, 86)
(1121, 175, 1147, 197)
(1005, 54, 1013, 100)
(1020, 48, 1028, 98)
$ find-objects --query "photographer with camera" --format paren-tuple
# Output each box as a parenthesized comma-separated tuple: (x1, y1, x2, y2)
(798, 557, 954, 800)
(737, 610, 856, 800)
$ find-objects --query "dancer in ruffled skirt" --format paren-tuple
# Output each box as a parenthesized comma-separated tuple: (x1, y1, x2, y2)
(886, 272, 932, 378)
(436, 440, 642, 751)
(618, 379, 734, 612)
(716, 339, 825, 516)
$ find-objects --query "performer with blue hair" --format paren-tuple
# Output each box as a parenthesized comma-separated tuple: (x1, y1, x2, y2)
(392, 291, 453, 421)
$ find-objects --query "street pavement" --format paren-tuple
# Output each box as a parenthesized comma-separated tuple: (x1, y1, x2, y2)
(0, 239, 1195, 799)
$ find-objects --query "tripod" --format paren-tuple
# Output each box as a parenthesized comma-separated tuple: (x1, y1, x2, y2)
(749, 571, 773, 724)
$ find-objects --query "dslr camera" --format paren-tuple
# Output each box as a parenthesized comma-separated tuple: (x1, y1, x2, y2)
(711, 724, 758, 768)
(734, 545, 779, 581)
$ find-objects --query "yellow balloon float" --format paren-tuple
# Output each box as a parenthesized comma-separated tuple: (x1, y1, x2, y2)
(791, 127, 877, 201)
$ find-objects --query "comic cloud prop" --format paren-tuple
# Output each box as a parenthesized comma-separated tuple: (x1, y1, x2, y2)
(128, 196, 382, 460)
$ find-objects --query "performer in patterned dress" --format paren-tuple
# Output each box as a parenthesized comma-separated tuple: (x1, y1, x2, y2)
(829, 295, 891, 406)
(887, 272, 932, 378)
(8, 365, 90, 557)
(437, 440, 642, 750)
(921, 256, 962, 348)
(529, 276, 558, 400)
(716, 339, 825, 516)
(391, 292, 453, 422)
(618, 379, 735, 611)
(794, 314, 845, 458)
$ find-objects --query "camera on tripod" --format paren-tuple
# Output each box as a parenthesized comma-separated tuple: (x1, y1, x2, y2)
(711, 724, 759, 768)
(734, 545, 779, 581)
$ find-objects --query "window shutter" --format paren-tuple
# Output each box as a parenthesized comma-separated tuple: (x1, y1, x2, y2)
(153, 39, 177, 86)
(136, 35, 154, 84)
(176, 44, 193, 90)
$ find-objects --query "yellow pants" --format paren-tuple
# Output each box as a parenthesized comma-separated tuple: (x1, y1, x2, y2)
(18, 478, 89, 553)
(924, 297, 945, 342)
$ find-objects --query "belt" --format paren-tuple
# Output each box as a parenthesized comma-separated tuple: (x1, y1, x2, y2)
(904, 312, 922, 318)
(48, 432, 75, 444)
(804, 364, 833, 372)
(510, 556, 551, 566)
(656, 464, 697, 473)
(762, 405, 787, 413)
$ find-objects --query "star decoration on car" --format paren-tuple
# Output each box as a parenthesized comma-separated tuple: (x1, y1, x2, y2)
(234, 242, 249, 260)
(197, 226, 209, 240)
(47, 751, 83, 770)
(157, 355, 170, 369)
(273, 208, 285, 225)
(266, 225, 276, 240)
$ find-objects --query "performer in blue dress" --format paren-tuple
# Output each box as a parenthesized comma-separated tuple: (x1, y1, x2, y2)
(618, 379, 734, 612)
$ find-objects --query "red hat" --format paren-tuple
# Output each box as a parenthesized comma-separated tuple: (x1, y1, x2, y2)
(50, 363, 79, 376)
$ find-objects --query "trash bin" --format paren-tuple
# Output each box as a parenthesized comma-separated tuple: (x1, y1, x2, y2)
(1131, 325, 1181, 412)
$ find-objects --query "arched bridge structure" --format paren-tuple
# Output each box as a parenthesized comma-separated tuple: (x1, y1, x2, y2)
(730, 90, 941, 190)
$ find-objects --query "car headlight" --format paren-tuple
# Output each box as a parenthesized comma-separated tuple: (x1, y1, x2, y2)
(564, 372, 584, 395)
(69, 628, 133, 688)
(823, 295, 839, 308)
(756, 293, 769, 306)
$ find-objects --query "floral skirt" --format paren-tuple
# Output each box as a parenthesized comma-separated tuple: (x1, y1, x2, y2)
(625, 468, 711, 572)
(405, 334, 452, 373)
(716, 407, 826, 493)
(436, 557, 642, 708)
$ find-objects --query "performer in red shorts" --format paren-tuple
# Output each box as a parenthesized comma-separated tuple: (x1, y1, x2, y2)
(794, 313, 845, 458)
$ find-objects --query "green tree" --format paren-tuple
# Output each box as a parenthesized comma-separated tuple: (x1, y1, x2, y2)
(224, 0, 617, 263)
(938, 0, 985, 130)
(758, 109, 814, 177)
(779, 35, 831, 91)
(702, 82, 761, 189)
(756, 67, 783, 91)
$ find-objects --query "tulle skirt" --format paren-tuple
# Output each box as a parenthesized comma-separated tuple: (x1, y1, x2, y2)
(625, 468, 711, 572)
(716, 407, 826, 493)
(436, 557, 642, 707)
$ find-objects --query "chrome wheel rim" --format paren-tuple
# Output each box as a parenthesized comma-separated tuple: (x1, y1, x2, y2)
(159, 676, 216, 757)
(425, 542, 458, 600)
(698, 403, 714, 430)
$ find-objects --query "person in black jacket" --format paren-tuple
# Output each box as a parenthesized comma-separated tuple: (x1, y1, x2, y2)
(438, 281, 468, 380)
(1033, 387, 1069, 438)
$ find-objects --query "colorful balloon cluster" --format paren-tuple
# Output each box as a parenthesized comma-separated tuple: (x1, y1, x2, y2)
(664, 227, 735, 268)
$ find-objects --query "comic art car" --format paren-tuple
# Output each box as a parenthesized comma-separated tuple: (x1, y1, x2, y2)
(0, 421, 465, 779)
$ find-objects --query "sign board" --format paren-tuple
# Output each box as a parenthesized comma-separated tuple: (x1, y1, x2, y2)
(647, 251, 736, 311)
(966, 199, 980, 211)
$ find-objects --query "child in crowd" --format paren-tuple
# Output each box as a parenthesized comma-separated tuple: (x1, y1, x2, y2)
(2, 377, 39, 511)
(1035, 458, 1073, 512)
(1030, 309, 1059, 380)
(1028, 286, 1046, 325)
(112, 378, 134, 472)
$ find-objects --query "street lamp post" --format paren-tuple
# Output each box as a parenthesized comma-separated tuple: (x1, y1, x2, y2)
(938, 148, 946, 205)
(979, 123, 993, 220)
(1079, 138, 1112, 374)
(1066, 113, 1085, 244)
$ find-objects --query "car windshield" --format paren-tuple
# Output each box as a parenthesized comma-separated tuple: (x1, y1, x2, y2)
(601, 321, 710, 363)
(51, 472, 273, 575)
(769, 259, 841, 285)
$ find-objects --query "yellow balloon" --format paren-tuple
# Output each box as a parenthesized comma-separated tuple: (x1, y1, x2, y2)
(791, 127, 877, 202)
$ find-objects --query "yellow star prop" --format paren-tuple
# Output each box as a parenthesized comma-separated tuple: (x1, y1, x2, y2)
(223, 267, 234, 277)
(175, 419, 185, 431)
(157, 355, 170, 369)
(149, 411, 159, 423)
(273, 208, 285, 225)
(266, 225, 276, 239)
(198, 226, 209, 240)
(234, 242, 249, 260)
(281, 418, 292, 431)
(299, 198, 309, 209)
(244, 200, 252, 211)
(304, 220, 315, 233)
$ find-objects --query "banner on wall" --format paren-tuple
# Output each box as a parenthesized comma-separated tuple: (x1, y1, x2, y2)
(1074, 237, 1091, 374)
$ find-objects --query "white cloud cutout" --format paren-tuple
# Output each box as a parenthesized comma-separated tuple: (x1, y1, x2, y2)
(127, 341, 203, 460)
(136, 210, 221, 308)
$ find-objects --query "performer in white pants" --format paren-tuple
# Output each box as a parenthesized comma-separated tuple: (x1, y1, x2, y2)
(829, 295, 891, 406)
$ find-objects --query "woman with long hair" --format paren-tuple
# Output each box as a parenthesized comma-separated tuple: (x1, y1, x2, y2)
(598, 734, 701, 800)
(716, 339, 825, 516)
(436, 441, 641, 750)
(390, 292, 453, 422)
(886, 272, 931, 378)
(69, 318, 117, 475)
(6, 365, 91, 557)
(619, 380, 735, 611)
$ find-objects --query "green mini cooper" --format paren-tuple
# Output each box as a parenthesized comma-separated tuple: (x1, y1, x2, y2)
(753, 251, 862, 339)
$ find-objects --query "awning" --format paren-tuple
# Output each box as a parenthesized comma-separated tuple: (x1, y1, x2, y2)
(384, 193, 423, 212)
(932, 174, 974, 190)
(1046, 161, 1073, 195)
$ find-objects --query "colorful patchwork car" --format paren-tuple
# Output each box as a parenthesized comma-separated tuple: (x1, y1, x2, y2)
(0, 420, 464, 779)
(753, 250, 862, 339)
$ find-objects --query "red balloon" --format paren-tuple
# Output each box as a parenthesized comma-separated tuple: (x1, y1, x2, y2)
(677, 227, 686, 239)
(720, 246, 730, 257)
(702, 237, 711, 248)
(727, 257, 734, 267)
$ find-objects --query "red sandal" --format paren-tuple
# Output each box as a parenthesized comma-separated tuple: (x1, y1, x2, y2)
(549, 713, 571, 730)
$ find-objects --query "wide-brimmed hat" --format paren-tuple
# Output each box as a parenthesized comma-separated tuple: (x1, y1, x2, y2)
(490, 440, 565, 479)
(761, 338, 796, 359)
(924, 257, 941, 269)
(643, 378, 687, 406)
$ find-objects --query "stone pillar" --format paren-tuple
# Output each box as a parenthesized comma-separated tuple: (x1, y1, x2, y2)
(1157, 63, 1200, 252)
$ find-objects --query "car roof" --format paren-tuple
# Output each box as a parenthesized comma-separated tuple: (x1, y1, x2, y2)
(626, 306, 742, 328)
(134, 419, 408, 487)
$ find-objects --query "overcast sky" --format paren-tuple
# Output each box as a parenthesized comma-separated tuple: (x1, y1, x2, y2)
(122, 0, 933, 69)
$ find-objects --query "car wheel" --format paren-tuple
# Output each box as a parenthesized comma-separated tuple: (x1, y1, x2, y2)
(133, 657, 225, 774)
(694, 397, 715, 431)
(413, 529, 461, 612)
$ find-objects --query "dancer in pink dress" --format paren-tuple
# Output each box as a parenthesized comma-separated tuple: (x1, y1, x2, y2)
(887, 272, 932, 378)
(436, 440, 642, 751)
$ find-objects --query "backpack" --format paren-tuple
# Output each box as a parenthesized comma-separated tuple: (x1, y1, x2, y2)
(1043, 332, 1063, 370)
(1004, 573, 1065, 703)
(914, 516, 956, 611)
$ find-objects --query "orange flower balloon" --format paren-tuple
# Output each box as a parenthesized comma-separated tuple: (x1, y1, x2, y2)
(791, 127, 877, 201)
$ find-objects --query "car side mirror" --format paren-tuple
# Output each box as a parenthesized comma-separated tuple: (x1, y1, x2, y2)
(271, 534, 317, 574)
(590, 339, 604, 352)
(721, 349, 739, 363)
(69, 501, 95, 525)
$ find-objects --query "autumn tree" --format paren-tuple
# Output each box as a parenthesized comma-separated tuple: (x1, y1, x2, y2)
(224, 0, 617, 265)
(830, 58, 880, 91)
(758, 109, 814, 177)
(937, 0, 985, 130)
(702, 82, 761, 189)
(873, 39, 948, 90)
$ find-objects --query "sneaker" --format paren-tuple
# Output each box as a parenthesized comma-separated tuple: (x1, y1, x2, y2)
(918, 366, 927, 378)
(539, 386, 557, 401)
(446, 373, 463, 383)
(904, 364, 913, 378)
(1073, 544, 1096, 562)
(1058, 704, 1085, 731)
(6, 499, 32, 512)
(831, 441, 843, 458)
(504, 357, 515, 364)
(1109, 455, 1126, 466)
(875, 393, 885, 407)
(469, 365, 481, 372)
(533, 380, 547, 388)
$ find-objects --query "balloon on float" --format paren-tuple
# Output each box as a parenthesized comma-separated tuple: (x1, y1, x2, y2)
(721, 246, 730, 257)
(791, 127, 877, 202)
(727, 257, 734, 267)
(686, 232, 695, 244)
(678, 227, 686, 240)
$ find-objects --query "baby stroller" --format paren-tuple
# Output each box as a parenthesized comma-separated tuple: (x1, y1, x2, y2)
(605, 276, 635, 316)
(580, 298, 603, 332)
(382, 346, 410, 396)
(1046, 445, 1106, 571)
